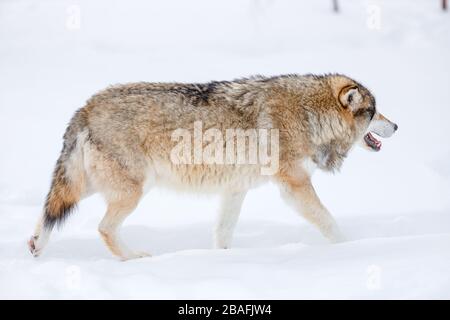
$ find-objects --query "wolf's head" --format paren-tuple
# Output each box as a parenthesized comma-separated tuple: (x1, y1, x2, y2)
(335, 80, 397, 152)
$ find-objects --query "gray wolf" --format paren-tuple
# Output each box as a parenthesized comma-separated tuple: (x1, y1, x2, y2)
(28, 74, 397, 260)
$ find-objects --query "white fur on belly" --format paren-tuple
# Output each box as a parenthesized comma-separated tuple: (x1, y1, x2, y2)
(301, 157, 317, 177)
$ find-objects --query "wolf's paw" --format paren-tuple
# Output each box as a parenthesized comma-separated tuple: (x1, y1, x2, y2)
(119, 251, 151, 261)
(28, 235, 42, 257)
(213, 239, 230, 250)
(213, 234, 232, 250)
(215, 245, 229, 250)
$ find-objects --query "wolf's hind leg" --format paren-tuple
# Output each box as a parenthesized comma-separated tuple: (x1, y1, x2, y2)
(98, 188, 149, 261)
(214, 191, 247, 249)
(28, 217, 51, 257)
(278, 174, 345, 243)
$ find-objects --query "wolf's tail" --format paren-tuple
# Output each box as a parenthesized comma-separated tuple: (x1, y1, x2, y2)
(43, 108, 88, 231)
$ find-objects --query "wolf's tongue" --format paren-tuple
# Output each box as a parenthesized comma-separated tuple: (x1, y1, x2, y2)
(364, 132, 382, 151)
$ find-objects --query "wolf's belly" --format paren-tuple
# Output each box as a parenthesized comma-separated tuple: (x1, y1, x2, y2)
(148, 161, 270, 193)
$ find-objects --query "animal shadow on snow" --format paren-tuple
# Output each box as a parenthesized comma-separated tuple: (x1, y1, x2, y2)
(43, 212, 446, 260)
(43, 220, 327, 260)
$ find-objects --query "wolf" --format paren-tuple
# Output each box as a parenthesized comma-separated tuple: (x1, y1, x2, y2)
(28, 74, 397, 260)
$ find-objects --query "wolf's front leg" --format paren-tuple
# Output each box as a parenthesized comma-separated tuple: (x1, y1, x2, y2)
(277, 174, 345, 243)
(213, 191, 248, 249)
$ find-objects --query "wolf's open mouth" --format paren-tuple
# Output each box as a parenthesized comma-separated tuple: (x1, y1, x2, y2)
(364, 132, 381, 151)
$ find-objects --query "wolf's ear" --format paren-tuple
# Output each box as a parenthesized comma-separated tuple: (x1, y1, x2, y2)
(338, 85, 362, 111)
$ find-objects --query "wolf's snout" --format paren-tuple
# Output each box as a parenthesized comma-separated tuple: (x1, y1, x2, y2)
(362, 112, 397, 152)
(370, 121, 396, 138)
(369, 113, 397, 138)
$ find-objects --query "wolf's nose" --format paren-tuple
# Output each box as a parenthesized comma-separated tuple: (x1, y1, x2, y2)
(393, 123, 398, 131)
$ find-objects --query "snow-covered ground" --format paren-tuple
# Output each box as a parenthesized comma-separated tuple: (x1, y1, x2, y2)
(1, 0, 449, 299)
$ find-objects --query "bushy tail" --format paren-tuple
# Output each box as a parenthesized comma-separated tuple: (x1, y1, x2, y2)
(43, 108, 88, 230)
(43, 158, 81, 229)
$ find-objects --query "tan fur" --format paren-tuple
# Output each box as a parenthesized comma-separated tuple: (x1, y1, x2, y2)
(28, 74, 397, 260)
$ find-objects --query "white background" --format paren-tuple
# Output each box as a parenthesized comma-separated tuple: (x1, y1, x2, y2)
(0, 0, 449, 299)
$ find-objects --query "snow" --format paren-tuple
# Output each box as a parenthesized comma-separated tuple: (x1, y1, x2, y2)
(1, 0, 449, 299)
